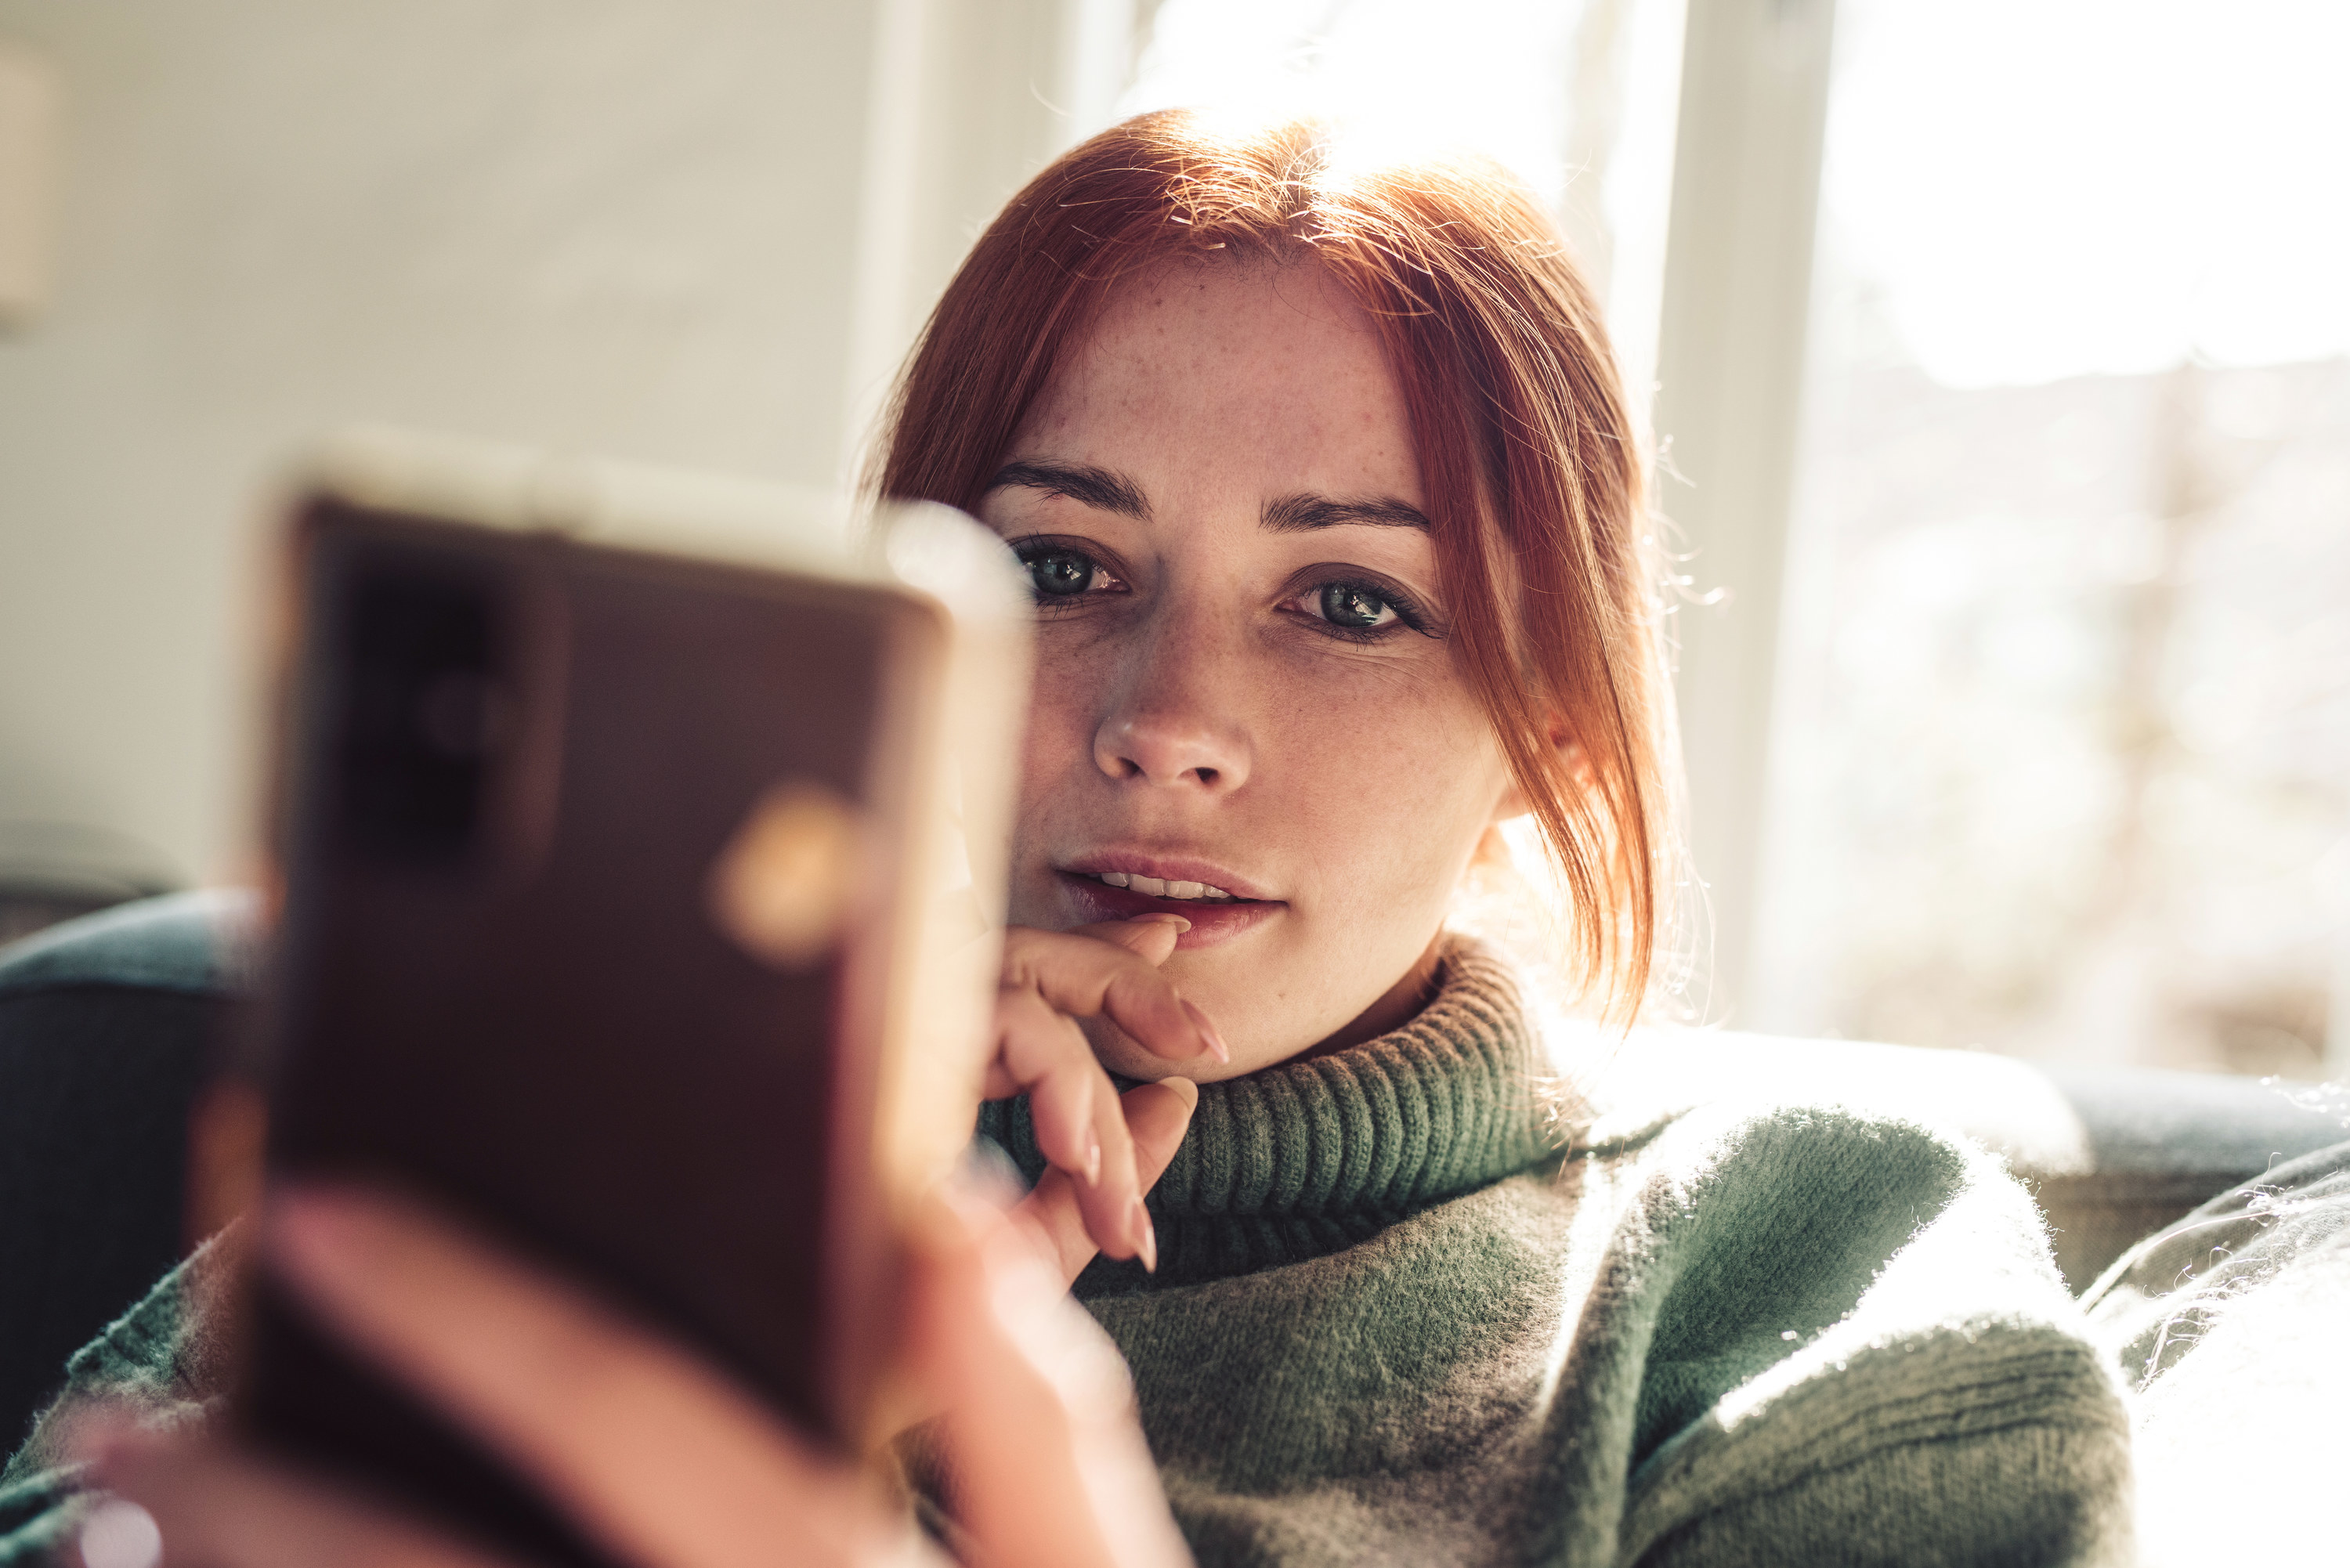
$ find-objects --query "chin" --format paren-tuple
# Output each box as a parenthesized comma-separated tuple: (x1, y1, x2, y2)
(1090, 1031, 1260, 1085)
(1082, 974, 1336, 1083)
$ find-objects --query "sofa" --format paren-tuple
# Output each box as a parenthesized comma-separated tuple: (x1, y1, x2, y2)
(2, 891, 2345, 1451)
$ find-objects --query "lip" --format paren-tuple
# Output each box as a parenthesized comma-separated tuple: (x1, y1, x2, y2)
(1052, 853, 1285, 950)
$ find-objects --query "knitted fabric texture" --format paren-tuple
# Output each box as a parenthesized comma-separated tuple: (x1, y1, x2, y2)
(5, 938, 2136, 1566)
(985, 937, 2135, 1566)
(0, 1224, 240, 1559)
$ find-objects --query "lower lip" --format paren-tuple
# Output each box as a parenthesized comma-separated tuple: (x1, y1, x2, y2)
(1055, 872, 1283, 948)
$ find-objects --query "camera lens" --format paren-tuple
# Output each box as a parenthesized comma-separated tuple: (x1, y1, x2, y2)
(330, 547, 508, 863)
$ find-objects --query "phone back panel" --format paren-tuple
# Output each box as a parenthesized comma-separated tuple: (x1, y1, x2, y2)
(245, 497, 936, 1562)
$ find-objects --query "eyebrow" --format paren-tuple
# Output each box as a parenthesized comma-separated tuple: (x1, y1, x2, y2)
(1260, 493, 1433, 532)
(985, 461, 1432, 534)
(986, 461, 1151, 519)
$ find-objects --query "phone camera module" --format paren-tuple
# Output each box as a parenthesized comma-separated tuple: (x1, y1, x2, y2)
(331, 552, 512, 865)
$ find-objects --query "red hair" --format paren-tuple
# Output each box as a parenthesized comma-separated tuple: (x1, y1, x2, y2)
(876, 110, 1679, 1019)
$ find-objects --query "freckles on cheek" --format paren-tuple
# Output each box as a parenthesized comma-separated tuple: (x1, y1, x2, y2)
(1271, 659, 1500, 886)
(1015, 653, 1102, 812)
(1278, 692, 1457, 790)
(1275, 647, 1488, 753)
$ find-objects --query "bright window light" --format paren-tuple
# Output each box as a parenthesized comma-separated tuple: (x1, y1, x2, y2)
(1120, 0, 1687, 399)
(1759, 0, 2350, 1078)
(1825, 0, 2350, 387)
(1122, 0, 1584, 195)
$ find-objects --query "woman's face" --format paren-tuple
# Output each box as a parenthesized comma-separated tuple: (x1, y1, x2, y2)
(978, 260, 1517, 1080)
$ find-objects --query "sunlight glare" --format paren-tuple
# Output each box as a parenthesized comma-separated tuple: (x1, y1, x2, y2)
(1826, 0, 2350, 387)
(1121, 0, 1587, 206)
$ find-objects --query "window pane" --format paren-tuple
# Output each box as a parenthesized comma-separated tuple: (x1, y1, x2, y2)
(1119, 0, 1686, 392)
(1754, 0, 2350, 1078)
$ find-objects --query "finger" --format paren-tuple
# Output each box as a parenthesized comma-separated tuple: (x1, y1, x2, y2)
(262, 1187, 916, 1568)
(86, 1422, 514, 1568)
(1083, 1064, 1147, 1264)
(1017, 1078, 1198, 1285)
(1071, 918, 1185, 964)
(906, 1193, 1192, 1568)
(994, 989, 1141, 1260)
(996, 988, 1103, 1184)
(1001, 928, 1227, 1066)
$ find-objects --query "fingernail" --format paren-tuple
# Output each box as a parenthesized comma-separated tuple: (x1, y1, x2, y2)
(1083, 1129, 1103, 1187)
(1132, 1198, 1159, 1274)
(1181, 999, 1230, 1063)
(1129, 913, 1192, 932)
(1158, 1075, 1200, 1113)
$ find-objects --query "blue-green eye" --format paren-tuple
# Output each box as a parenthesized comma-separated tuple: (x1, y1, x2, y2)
(1021, 547, 1098, 598)
(1315, 582, 1397, 630)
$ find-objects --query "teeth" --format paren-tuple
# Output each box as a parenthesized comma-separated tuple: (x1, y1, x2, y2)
(1087, 871, 1243, 902)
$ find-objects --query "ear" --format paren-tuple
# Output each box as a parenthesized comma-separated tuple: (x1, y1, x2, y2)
(1489, 775, 1531, 826)
(1486, 716, 1579, 828)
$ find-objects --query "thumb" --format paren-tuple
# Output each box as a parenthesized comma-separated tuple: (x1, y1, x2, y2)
(909, 1188, 1191, 1568)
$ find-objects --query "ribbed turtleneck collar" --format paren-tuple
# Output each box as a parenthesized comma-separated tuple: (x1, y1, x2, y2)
(977, 935, 1562, 1292)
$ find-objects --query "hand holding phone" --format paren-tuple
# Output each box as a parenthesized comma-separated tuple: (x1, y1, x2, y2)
(83, 1177, 1194, 1568)
(159, 431, 1223, 1568)
(240, 432, 1029, 1563)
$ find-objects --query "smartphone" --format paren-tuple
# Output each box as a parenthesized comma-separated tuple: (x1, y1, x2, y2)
(236, 429, 1025, 1567)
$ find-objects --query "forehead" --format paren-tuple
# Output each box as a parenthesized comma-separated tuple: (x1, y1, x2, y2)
(1012, 259, 1423, 504)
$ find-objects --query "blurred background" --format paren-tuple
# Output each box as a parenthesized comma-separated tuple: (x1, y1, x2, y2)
(0, 0, 2343, 1078)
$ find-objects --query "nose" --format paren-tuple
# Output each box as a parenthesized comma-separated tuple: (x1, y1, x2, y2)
(1091, 608, 1252, 793)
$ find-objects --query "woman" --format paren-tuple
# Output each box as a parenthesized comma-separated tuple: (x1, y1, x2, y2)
(2, 113, 2131, 1566)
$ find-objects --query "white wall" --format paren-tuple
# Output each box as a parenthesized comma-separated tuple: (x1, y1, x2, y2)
(0, 0, 1108, 890)
(845, 0, 1136, 471)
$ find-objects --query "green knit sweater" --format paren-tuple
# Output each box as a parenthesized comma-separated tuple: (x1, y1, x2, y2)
(3, 938, 2132, 1565)
(978, 939, 2133, 1566)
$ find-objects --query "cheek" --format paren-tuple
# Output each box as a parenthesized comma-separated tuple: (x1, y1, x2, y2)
(1008, 650, 1103, 842)
(1269, 656, 1502, 895)
(1025, 634, 1120, 750)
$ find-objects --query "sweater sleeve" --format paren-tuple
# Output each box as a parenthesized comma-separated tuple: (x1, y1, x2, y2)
(1596, 1107, 2135, 1568)
(0, 1227, 242, 1563)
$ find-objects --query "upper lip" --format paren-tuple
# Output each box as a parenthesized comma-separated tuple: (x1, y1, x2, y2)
(1058, 851, 1278, 902)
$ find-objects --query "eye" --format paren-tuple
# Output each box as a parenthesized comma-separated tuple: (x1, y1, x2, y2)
(1278, 570, 1439, 642)
(1307, 581, 1400, 631)
(1014, 544, 1112, 601)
